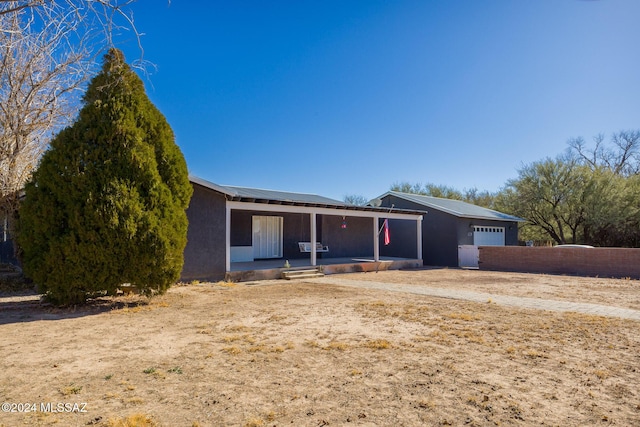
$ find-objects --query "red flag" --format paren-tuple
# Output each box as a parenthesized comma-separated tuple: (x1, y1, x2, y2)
(384, 219, 390, 245)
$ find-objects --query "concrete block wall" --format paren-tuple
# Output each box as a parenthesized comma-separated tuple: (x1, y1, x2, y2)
(479, 246, 640, 279)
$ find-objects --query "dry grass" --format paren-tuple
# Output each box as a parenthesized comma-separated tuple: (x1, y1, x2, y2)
(214, 280, 237, 288)
(59, 384, 83, 396)
(362, 339, 392, 349)
(324, 341, 349, 351)
(105, 413, 157, 427)
(1, 269, 639, 426)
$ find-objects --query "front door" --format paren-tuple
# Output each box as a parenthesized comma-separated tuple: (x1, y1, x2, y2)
(252, 216, 283, 259)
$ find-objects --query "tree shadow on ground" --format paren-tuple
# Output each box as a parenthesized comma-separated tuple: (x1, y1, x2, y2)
(0, 292, 151, 326)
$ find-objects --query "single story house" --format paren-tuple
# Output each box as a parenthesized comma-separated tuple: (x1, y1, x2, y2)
(375, 191, 525, 268)
(181, 177, 426, 282)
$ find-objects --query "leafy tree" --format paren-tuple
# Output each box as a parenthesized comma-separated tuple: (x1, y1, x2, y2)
(391, 181, 464, 200)
(461, 188, 497, 209)
(17, 49, 192, 305)
(583, 172, 640, 247)
(563, 130, 640, 246)
(495, 155, 638, 246)
(390, 181, 497, 208)
(495, 157, 587, 245)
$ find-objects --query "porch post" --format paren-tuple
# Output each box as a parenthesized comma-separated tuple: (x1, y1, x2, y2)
(417, 216, 423, 261)
(373, 216, 380, 262)
(310, 212, 317, 266)
(225, 204, 231, 272)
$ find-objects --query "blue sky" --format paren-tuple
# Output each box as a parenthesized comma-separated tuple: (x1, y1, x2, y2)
(119, 0, 640, 201)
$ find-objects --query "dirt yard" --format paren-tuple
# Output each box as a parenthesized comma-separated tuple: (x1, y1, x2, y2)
(1, 268, 639, 427)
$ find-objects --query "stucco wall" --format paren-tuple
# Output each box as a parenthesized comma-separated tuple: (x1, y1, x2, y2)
(321, 215, 373, 258)
(380, 195, 457, 266)
(479, 246, 640, 279)
(379, 218, 419, 259)
(180, 184, 227, 282)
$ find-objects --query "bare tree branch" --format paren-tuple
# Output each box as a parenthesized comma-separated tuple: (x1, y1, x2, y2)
(567, 131, 640, 177)
(611, 130, 640, 175)
(0, 0, 143, 250)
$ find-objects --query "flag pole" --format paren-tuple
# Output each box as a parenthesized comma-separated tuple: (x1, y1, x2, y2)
(377, 204, 394, 235)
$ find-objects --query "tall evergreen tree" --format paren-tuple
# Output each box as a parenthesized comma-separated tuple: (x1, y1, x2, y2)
(17, 49, 192, 305)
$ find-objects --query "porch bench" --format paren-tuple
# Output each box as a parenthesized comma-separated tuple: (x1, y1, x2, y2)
(298, 242, 329, 253)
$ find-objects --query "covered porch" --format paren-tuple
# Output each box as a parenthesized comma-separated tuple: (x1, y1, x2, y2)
(227, 256, 422, 282)
(225, 201, 424, 281)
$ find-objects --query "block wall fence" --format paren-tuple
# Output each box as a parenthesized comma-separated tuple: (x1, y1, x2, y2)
(478, 246, 640, 279)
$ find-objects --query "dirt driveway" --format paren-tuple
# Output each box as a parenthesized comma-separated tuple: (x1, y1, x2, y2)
(1, 268, 639, 426)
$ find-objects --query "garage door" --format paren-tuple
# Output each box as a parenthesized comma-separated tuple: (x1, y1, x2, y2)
(473, 226, 505, 246)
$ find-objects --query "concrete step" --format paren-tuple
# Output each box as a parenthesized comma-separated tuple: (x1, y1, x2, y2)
(281, 267, 325, 280)
(283, 273, 325, 280)
(282, 269, 321, 275)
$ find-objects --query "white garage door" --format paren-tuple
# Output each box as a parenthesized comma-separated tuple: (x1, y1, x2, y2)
(473, 226, 505, 246)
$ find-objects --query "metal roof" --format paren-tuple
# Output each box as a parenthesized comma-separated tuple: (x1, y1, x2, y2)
(224, 185, 346, 206)
(189, 176, 426, 216)
(379, 191, 525, 222)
